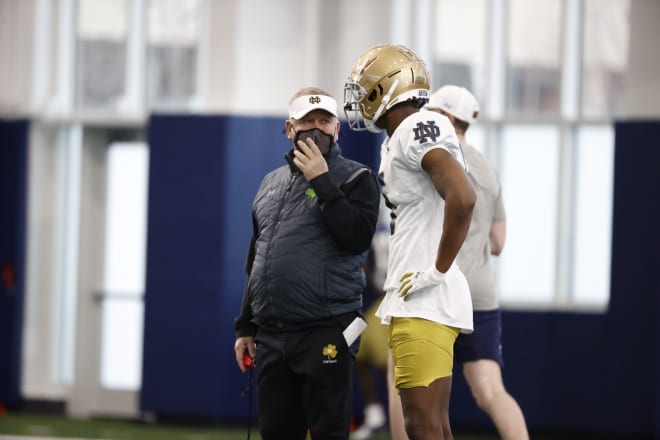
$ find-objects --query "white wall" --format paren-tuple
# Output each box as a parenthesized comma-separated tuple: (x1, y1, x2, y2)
(3, 0, 658, 119)
(623, 0, 660, 118)
(205, 0, 392, 115)
(0, 0, 37, 115)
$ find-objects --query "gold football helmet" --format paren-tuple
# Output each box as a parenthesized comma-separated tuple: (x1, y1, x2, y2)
(344, 44, 430, 133)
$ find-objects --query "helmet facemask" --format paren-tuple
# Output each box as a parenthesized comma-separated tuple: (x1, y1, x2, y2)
(343, 81, 372, 132)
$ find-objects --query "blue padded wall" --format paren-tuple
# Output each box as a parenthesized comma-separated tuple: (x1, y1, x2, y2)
(140, 115, 382, 418)
(0, 120, 28, 408)
(606, 120, 660, 437)
(141, 114, 279, 417)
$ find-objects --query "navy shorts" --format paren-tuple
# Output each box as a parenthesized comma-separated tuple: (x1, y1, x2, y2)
(454, 309, 504, 367)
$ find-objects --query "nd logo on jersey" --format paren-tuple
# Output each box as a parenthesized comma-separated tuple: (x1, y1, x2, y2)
(413, 121, 441, 144)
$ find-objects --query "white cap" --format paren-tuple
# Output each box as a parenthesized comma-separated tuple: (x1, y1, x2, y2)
(426, 85, 479, 124)
(288, 95, 338, 119)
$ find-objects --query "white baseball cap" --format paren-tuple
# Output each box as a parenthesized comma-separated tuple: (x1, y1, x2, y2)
(288, 94, 338, 119)
(426, 85, 479, 124)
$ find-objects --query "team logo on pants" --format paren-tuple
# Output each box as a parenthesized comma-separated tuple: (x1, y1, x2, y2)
(322, 344, 338, 364)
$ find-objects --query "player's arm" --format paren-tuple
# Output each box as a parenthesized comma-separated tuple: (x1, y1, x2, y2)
(490, 183, 506, 256)
(422, 148, 475, 272)
(490, 221, 506, 256)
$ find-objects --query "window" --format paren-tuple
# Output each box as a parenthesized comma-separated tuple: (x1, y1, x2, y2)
(433, 0, 487, 103)
(101, 142, 149, 389)
(146, 0, 200, 109)
(497, 125, 560, 303)
(76, 0, 128, 111)
(507, 0, 562, 116)
(581, 0, 631, 118)
(572, 126, 614, 304)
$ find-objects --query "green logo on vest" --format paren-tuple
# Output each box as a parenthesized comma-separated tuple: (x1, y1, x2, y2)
(305, 188, 316, 199)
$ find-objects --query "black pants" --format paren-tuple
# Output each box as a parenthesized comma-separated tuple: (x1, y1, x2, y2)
(254, 324, 354, 440)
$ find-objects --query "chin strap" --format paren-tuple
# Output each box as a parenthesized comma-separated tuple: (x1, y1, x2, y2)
(371, 79, 399, 125)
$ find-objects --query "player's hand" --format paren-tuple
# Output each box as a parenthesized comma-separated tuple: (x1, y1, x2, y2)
(293, 137, 329, 181)
(234, 336, 256, 373)
(398, 266, 447, 301)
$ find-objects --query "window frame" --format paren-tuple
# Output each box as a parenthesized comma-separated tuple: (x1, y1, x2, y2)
(420, 0, 616, 310)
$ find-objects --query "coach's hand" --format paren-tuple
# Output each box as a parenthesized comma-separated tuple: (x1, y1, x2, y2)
(234, 336, 256, 373)
(293, 138, 329, 181)
(399, 266, 447, 301)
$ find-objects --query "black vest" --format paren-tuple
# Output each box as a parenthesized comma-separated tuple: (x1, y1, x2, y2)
(247, 147, 367, 328)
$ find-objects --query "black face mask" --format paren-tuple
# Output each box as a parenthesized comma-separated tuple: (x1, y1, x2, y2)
(292, 128, 335, 155)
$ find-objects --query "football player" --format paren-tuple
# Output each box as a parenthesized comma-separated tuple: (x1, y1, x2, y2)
(345, 44, 475, 440)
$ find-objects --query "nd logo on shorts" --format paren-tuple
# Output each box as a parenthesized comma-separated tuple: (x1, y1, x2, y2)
(322, 344, 338, 364)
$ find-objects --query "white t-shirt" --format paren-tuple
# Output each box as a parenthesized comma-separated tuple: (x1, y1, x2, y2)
(455, 143, 505, 311)
(375, 111, 473, 333)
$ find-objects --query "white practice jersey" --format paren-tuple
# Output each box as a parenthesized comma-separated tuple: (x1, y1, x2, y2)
(375, 111, 473, 333)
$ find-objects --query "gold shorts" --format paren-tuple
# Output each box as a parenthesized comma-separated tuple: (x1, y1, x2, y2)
(389, 317, 459, 389)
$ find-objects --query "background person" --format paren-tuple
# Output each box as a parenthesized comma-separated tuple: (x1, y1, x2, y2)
(388, 85, 529, 440)
(234, 87, 381, 440)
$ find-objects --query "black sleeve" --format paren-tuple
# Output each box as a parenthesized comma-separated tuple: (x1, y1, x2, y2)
(309, 168, 380, 254)
(234, 281, 257, 338)
(234, 213, 258, 338)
